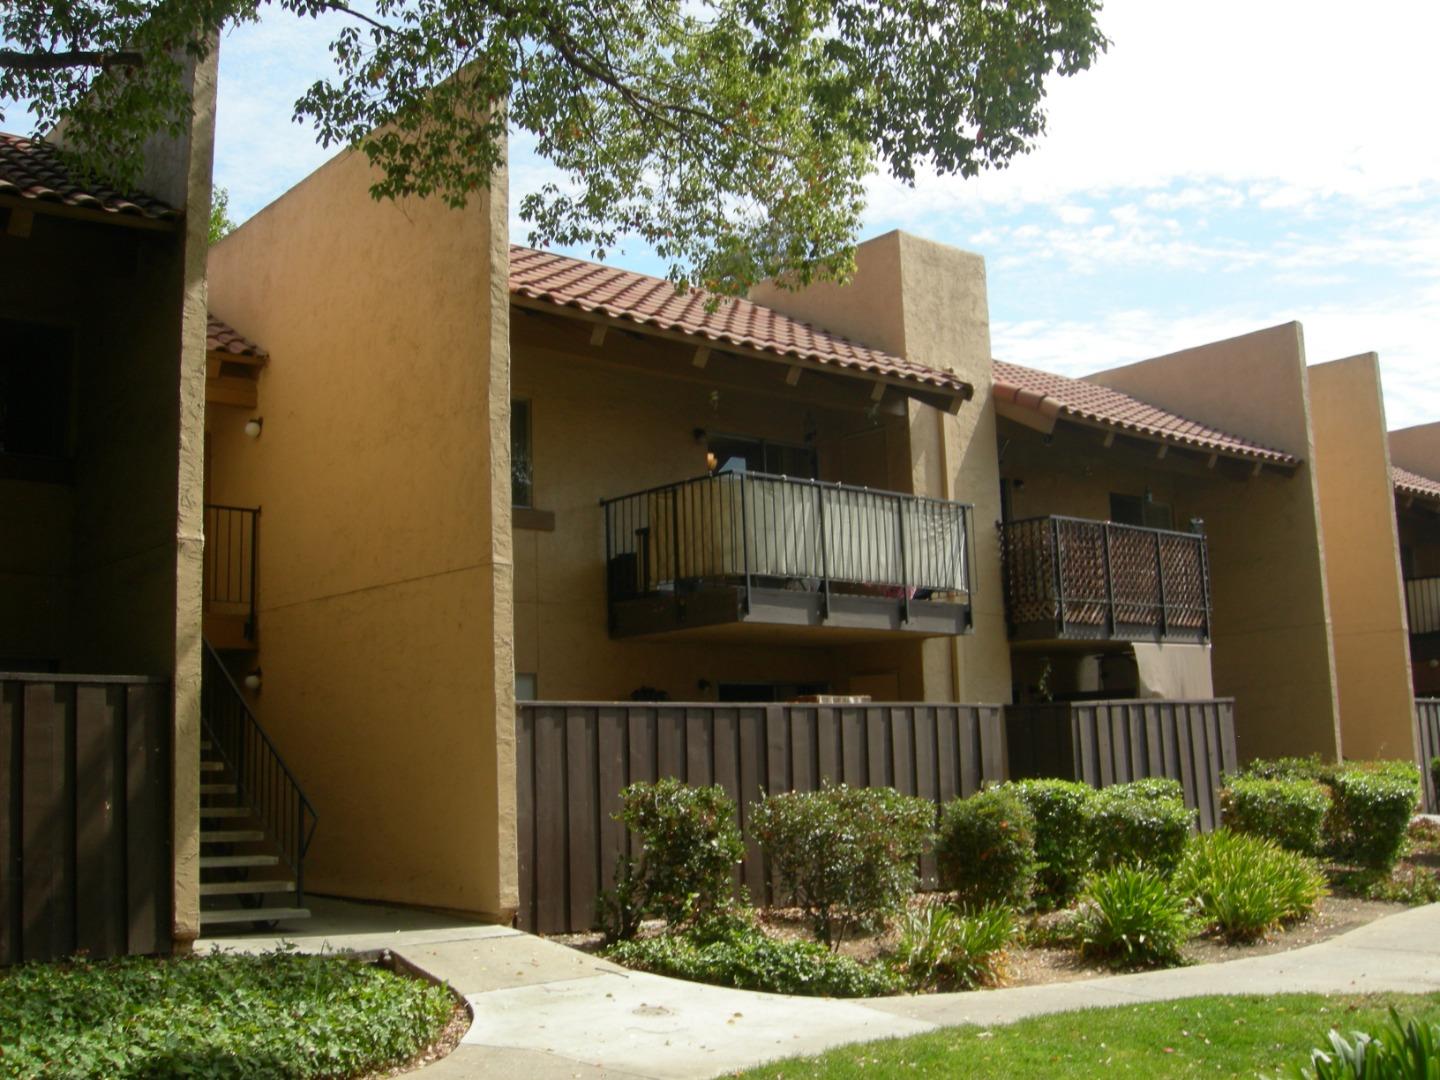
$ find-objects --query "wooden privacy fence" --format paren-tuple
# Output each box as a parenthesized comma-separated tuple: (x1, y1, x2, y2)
(1006, 698, 1237, 831)
(1418, 699, 1440, 813)
(1, 674, 171, 965)
(515, 702, 1006, 934)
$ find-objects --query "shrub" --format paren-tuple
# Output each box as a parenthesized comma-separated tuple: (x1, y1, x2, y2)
(1327, 767, 1419, 871)
(601, 779, 744, 939)
(1075, 864, 1195, 969)
(1342, 864, 1440, 906)
(891, 902, 1017, 991)
(1177, 829, 1327, 942)
(1008, 780, 1098, 909)
(1238, 755, 1331, 783)
(1221, 776, 1330, 855)
(1090, 781, 1195, 876)
(1431, 756, 1440, 804)
(1274, 1008, 1440, 1080)
(935, 786, 1037, 909)
(750, 782, 934, 946)
(1123, 777, 1186, 802)
(605, 916, 905, 997)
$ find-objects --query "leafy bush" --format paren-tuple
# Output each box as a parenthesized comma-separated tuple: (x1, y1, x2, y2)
(1075, 864, 1195, 969)
(600, 779, 744, 939)
(1221, 776, 1330, 855)
(1274, 1008, 1440, 1080)
(1239, 755, 1331, 783)
(1342, 864, 1440, 906)
(750, 782, 934, 946)
(1008, 779, 1098, 909)
(604, 916, 905, 997)
(1431, 756, 1440, 805)
(935, 786, 1037, 909)
(0, 949, 455, 1079)
(1090, 781, 1195, 876)
(891, 902, 1017, 991)
(1177, 829, 1327, 942)
(1327, 767, 1419, 871)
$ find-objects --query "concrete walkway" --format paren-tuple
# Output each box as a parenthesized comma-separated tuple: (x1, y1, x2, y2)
(202, 898, 1440, 1079)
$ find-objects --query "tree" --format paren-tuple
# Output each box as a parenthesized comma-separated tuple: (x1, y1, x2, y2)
(208, 184, 236, 244)
(1, 0, 1106, 293)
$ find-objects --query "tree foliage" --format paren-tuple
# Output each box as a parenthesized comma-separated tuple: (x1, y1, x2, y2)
(2, 0, 1107, 292)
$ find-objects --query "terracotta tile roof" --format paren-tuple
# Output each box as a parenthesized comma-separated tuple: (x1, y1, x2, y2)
(0, 131, 180, 223)
(992, 359, 1300, 466)
(1395, 465, 1440, 503)
(508, 245, 972, 397)
(207, 315, 267, 359)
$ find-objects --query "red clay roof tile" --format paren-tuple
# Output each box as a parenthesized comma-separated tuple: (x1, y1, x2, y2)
(207, 315, 267, 359)
(992, 359, 1300, 465)
(0, 131, 180, 223)
(508, 245, 971, 397)
(1395, 465, 1440, 503)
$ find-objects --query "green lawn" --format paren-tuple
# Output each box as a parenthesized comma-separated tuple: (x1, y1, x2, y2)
(0, 948, 457, 1079)
(735, 993, 1440, 1079)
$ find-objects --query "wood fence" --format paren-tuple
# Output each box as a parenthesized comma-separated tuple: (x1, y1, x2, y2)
(515, 701, 1006, 933)
(1006, 698, 1237, 831)
(1, 674, 171, 965)
(1418, 698, 1440, 813)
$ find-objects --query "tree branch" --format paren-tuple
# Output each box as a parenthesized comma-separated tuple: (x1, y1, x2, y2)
(0, 48, 145, 71)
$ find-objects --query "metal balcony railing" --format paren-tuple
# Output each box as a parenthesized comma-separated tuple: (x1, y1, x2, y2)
(203, 504, 259, 641)
(999, 515, 1211, 642)
(601, 470, 973, 629)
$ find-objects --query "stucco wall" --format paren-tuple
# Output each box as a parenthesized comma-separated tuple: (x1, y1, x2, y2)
(1309, 355, 1416, 760)
(206, 142, 516, 919)
(751, 231, 1011, 703)
(1086, 324, 1341, 761)
(1390, 423, 1440, 476)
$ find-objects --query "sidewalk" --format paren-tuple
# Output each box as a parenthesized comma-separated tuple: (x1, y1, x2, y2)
(203, 899, 1440, 1080)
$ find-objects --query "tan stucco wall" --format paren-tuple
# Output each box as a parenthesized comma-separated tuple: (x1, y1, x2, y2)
(1309, 355, 1416, 760)
(751, 231, 1011, 704)
(206, 141, 516, 919)
(1390, 423, 1440, 476)
(1087, 324, 1341, 761)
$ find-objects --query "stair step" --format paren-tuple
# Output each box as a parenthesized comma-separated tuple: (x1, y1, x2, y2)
(200, 854, 279, 870)
(201, 829, 265, 844)
(200, 761, 226, 772)
(200, 878, 296, 896)
(201, 783, 238, 795)
(200, 907, 311, 927)
(200, 806, 251, 819)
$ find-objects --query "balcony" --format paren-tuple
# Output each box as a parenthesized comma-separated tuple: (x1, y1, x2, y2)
(999, 515, 1211, 644)
(602, 471, 974, 640)
(1409, 577, 1440, 636)
(203, 504, 259, 650)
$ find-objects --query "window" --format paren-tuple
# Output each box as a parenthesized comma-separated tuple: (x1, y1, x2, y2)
(706, 434, 817, 478)
(511, 399, 532, 507)
(1109, 492, 1173, 530)
(0, 319, 71, 459)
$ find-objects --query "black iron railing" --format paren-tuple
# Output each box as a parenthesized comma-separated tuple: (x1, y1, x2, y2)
(201, 641, 316, 908)
(1407, 577, 1440, 635)
(601, 470, 973, 625)
(204, 504, 259, 640)
(999, 515, 1211, 642)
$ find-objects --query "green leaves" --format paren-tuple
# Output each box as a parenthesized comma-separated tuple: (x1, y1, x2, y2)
(1177, 828, 1327, 943)
(1, 0, 1105, 294)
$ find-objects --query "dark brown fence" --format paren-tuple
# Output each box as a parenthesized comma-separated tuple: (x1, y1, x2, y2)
(1006, 699, 1237, 831)
(1, 674, 171, 965)
(515, 701, 1006, 933)
(1418, 698, 1440, 813)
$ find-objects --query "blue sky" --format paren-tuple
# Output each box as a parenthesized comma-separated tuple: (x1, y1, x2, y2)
(14, 0, 1440, 429)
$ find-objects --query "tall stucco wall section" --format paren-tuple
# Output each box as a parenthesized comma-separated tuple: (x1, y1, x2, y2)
(1390, 423, 1440, 476)
(1088, 324, 1341, 761)
(750, 231, 1011, 704)
(1310, 355, 1416, 760)
(206, 145, 516, 918)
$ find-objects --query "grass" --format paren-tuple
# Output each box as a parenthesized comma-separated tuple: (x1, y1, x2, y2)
(0, 947, 457, 1079)
(733, 993, 1440, 1079)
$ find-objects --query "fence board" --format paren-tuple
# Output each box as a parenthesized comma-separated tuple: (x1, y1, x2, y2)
(0, 683, 16, 966)
(516, 700, 1006, 933)
(75, 685, 123, 957)
(1418, 700, 1440, 814)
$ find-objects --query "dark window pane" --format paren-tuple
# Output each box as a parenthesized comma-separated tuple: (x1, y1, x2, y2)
(0, 319, 70, 458)
(511, 399, 532, 507)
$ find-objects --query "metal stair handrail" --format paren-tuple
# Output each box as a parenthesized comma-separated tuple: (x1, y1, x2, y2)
(200, 639, 318, 906)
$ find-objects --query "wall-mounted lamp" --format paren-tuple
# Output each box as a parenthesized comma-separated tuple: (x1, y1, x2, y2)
(243, 669, 262, 691)
(243, 417, 263, 439)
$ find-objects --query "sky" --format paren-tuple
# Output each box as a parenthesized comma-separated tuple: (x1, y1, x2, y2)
(16, 0, 1439, 429)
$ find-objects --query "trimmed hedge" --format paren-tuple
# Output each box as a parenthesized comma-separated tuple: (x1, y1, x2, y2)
(1007, 779, 1097, 909)
(1327, 767, 1419, 871)
(1091, 780, 1195, 876)
(1221, 776, 1330, 855)
(935, 786, 1037, 909)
